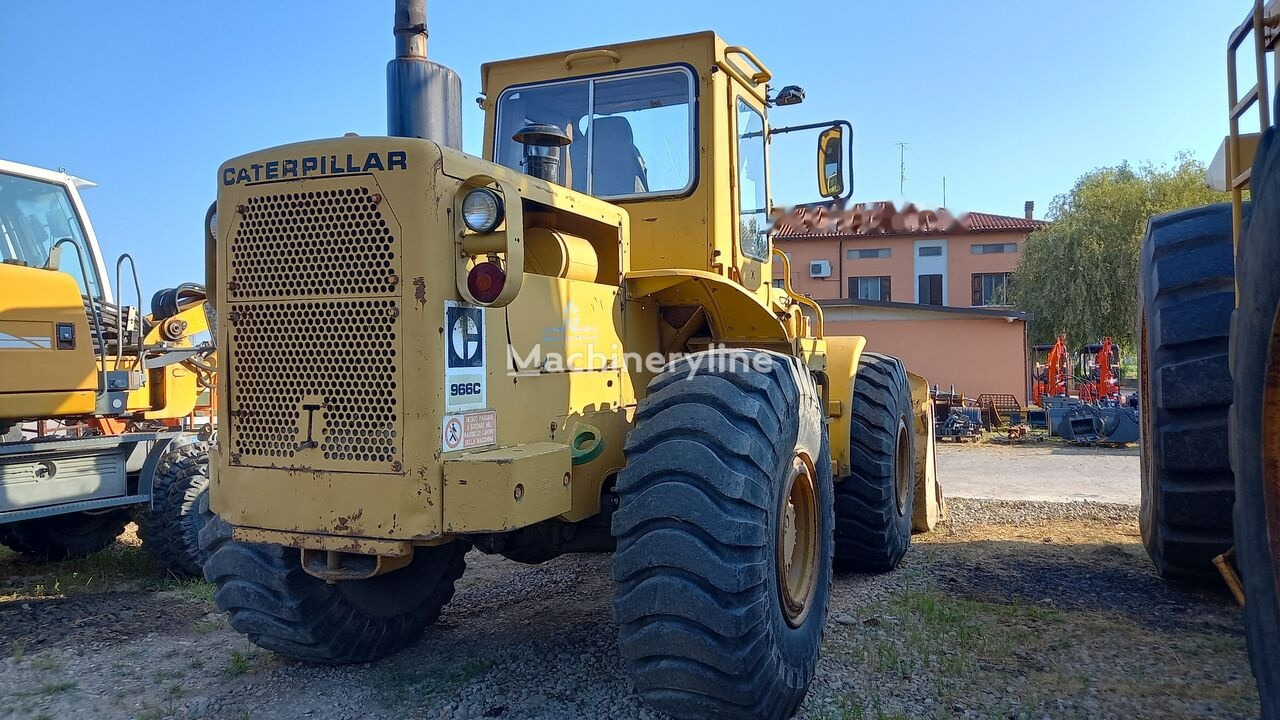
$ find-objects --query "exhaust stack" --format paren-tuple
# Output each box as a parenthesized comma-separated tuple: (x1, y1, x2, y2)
(387, 0, 462, 148)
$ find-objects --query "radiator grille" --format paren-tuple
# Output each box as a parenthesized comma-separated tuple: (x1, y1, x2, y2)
(229, 187, 398, 299)
(228, 299, 401, 472)
(226, 180, 403, 474)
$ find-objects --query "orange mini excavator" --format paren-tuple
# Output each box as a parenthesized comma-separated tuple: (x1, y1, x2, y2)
(1031, 335, 1069, 407)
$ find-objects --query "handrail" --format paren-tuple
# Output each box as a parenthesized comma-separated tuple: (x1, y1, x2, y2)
(771, 247, 824, 339)
(724, 46, 772, 84)
(114, 253, 143, 370)
(52, 237, 107, 399)
(564, 49, 620, 70)
(1227, 0, 1279, 241)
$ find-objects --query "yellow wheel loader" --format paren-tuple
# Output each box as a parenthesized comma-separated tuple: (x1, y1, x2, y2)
(1138, 2, 1280, 715)
(203, 2, 940, 717)
(0, 159, 216, 575)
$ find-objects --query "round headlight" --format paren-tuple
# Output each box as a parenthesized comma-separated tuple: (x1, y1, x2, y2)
(462, 188, 504, 234)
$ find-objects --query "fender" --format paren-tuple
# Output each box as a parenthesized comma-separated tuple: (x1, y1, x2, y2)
(624, 269, 791, 345)
(906, 370, 943, 531)
(823, 336, 943, 532)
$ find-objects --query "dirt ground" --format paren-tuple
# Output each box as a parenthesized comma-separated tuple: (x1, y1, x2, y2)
(937, 441, 1140, 505)
(0, 445, 1257, 720)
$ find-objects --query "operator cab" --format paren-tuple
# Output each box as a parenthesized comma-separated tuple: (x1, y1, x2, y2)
(481, 32, 849, 294)
(0, 166, 108, 303)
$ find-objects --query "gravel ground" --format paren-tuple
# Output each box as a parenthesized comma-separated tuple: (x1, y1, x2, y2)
(0, 477, 1259, 719)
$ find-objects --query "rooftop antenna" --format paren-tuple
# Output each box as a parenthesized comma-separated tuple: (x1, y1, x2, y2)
(895, 142, 909, 196)
(942, 176, 947, 207)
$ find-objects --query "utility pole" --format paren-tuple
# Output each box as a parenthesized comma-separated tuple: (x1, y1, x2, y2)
(895, 142, 909, 196)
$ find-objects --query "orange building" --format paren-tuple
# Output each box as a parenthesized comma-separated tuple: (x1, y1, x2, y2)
(773, 203, 1046, 401)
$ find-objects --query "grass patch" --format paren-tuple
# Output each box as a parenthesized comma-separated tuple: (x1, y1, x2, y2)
(193, 618, 223, 635)
(29, 656, 61, 672)
(226, 649, 253, 677)
(0, 541, 216, 605)
(829, 580, 1255, 718)
(372, 656, 497, 707)
(35, 679, 76, 695)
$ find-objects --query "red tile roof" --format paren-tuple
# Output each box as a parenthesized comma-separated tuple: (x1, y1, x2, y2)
(771, 202, 1048, 239)
(963, 211, 1049, 232)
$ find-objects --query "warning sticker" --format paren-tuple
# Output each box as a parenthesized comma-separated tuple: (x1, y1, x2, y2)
(442, 410, 497, 452)
(444, 300, 486, 412)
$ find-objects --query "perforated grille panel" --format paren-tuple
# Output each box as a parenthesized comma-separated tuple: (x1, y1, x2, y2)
(229, 187, 398, 299)
(226, 180, 403, 474)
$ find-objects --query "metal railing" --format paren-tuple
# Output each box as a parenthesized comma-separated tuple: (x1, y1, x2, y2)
(1227, 0, 1280, 240)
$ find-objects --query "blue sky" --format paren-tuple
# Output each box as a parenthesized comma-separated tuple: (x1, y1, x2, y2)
(0, 1, 1246, 293)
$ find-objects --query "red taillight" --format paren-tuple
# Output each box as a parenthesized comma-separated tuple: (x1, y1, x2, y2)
(467, 261, 506, 304)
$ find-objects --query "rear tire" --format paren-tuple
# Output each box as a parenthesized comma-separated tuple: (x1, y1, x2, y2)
(1231, 125, 1280, 719)
(1138, 203, 1237, 584)
(612, 350, 832, 720)
(200, 517, 468, 664)
(139, 441, 213, 577)
(833, 352, 915, 572)
(0, 509, 131, 561)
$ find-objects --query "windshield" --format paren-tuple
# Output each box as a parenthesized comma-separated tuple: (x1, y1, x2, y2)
(495, 67, 695, 199)
(0, 172, 101, 298)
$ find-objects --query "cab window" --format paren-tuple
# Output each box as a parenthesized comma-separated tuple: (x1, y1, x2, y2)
(736, 98, 769, 261)
(495, 67, 695, 199)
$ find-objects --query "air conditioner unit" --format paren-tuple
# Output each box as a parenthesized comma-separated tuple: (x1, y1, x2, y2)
(809, 260, 832, 278)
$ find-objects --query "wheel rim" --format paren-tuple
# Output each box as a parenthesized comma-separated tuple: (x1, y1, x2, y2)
(777, 455, 819, 628)
(1262, 304, 1280, 592)
(894, 419, 911, 517)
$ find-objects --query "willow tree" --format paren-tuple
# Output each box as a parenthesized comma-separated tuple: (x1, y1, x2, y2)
(1011, 154, 1228, 349)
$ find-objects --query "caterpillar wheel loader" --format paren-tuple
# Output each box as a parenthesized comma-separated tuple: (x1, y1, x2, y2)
(0, 158, 217, 576)
(202, 2, 941, 717)
(1139, 1, 1279, 715)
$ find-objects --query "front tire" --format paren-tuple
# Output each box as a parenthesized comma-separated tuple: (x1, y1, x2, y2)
(0, 509, 131, 561)
(200, 518, 468, 664)
(612, 350, 832, 720)
(1231, 125, 1280, 719)
(834, 352, 915, 572)
(139, 441, 213, 577)
(1138, 203, 1237, 584)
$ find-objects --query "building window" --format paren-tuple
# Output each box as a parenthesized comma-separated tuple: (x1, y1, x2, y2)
(848, 247, 891, 259)
(918, 274, 943, 305)
(772, 279, 786, 289)
(850, 275, 891, 301)
(971, 242, 1018, 254)
(972, 272, 1012, 306)
(918, 245, 942, 257)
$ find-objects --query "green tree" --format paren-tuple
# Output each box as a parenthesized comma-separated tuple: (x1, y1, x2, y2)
(1011, 153, 1228, 349)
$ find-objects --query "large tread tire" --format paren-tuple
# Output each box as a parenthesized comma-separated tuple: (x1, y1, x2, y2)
(0, 509, 131, 562)
(1138, 203, 1238, 584)
(833, 352, 915, 572)
(139, 441, 213, 577)
(1231, 125, 1280, 719)
(612, 350, 832, 720)
(200, 517, 468, 664)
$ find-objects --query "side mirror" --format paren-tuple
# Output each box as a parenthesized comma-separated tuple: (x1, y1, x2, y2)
(817, 125, 844, 199)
